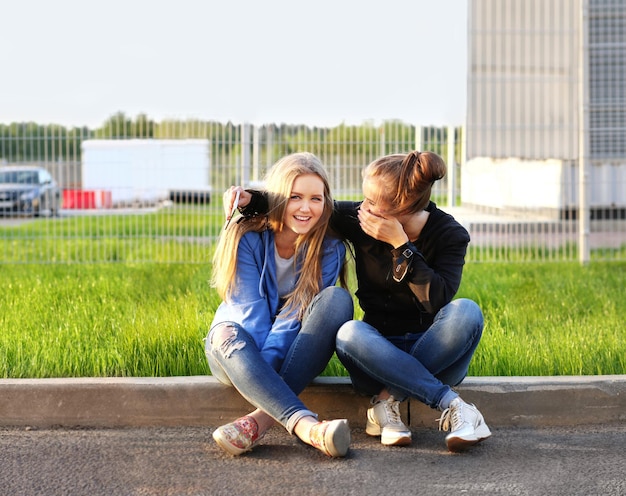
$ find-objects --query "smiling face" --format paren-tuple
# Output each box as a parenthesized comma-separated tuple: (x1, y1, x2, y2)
(282, 173, 326, 235)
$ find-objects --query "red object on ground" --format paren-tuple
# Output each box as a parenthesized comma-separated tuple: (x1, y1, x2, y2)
(63, 190, 113, 209)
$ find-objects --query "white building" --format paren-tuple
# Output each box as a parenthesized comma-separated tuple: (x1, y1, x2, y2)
(463, 0, 626, 219)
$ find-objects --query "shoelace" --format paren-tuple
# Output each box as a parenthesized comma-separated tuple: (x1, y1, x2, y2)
(437, 403, 462, 432)
(383, 398, 403, 425)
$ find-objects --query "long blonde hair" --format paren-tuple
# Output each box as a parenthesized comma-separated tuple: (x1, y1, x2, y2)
(211, 152, 340, 319)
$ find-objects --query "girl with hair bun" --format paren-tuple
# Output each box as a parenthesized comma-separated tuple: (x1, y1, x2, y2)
(335, 150, 490, 452)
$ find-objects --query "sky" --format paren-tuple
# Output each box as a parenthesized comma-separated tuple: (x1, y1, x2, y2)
(1, 0, 468, 129)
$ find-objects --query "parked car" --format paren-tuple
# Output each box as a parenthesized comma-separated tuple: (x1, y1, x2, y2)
(0, 166, 62, 217)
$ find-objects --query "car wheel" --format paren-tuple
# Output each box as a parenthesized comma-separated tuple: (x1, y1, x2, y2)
(39, 195, 53, 218)
(34, 197, 44, 217)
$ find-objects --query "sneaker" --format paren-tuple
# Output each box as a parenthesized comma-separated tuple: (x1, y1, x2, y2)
(437, 397, 492, 452)
(309, 419, 351, 457)
(366, 395, 412, 446)
(212, 415, 264, 456)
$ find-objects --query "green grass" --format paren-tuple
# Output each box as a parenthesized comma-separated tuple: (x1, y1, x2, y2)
(0, 261, 624, 378)
(0, 206, 224, 263)
(0, 263, 216, 378)
(459, 263, 625, 375)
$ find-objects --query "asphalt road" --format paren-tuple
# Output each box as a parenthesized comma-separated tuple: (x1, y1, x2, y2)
(1, 423, 624, 496)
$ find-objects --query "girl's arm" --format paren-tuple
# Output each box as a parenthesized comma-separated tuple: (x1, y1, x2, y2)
(216, 234, 274, 352)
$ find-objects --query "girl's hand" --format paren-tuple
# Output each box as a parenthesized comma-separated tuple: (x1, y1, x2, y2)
(223, 186, 251, 219)
(358, 208, 408, 248)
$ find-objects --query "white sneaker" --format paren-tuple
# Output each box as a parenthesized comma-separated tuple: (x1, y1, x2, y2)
(309, 419, 351, 457)
(366, 395, 412, 446)
(437, 397, 491, 452)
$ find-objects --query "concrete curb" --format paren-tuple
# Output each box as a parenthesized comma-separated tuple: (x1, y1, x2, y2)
(1, 375, 624, 428)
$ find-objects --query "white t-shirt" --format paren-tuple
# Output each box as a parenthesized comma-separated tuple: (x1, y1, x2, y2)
(275, 251, 296, 298)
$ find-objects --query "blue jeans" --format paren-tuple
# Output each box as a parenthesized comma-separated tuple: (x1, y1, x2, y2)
(205, 286, 353, 433)
(335, 298, 484, 410)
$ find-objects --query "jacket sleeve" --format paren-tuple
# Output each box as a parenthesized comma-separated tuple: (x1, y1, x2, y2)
(239, 189, 269, 216)
(320, 238, 347, 287)
(259, 238, 346, 370)
(215, 234, 275, 353)
(259, 306, 302, 370)
(391, 230, 468, 314)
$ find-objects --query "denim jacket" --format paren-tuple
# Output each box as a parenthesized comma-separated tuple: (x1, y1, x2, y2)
(210, 229, 346, 370)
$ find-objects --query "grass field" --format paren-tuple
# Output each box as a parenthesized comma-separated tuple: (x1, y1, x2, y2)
(1, 259, 624, 378)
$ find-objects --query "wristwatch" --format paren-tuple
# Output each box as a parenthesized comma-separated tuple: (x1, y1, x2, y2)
(391, 242, 416, 282)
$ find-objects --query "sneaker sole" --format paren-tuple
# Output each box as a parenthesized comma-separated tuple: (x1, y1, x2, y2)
(446, 427, 492, 453)
(324, 419, 351, 457)
(381, 432, 412, 446)
(366, 420, 412, 446)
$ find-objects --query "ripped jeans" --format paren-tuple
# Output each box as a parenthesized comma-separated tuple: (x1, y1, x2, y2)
(205, 286, 353, 433)
(335, 298, 484, 410)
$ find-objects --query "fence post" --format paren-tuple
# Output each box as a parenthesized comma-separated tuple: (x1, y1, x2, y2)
(447, 125, 456, 207)
(241, 123, 251, 187)
(415, 125, 423, 152)
(460, 125, 466, 196)
(578, 0, 590, 265)
(252, 125, 260, 184)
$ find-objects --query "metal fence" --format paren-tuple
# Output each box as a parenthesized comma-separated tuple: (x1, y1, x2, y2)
(0, 120, 624, 264)
(4, 1, 626, 264)
(464, 0, 626, 264)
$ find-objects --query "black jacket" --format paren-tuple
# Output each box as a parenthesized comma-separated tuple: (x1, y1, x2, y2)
(332, 200, 470, 336)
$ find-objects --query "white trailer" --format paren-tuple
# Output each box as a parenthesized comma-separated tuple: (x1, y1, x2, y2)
(81, 139, 211, 206)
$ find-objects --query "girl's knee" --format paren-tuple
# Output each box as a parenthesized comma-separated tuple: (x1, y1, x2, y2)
(321, 286, 353, 309)
(336, 320, 360, 346)
(451, 298, 484, 326)
(331, 286, 353, 305)
(208, 322, 247, 358)
(311, 286, 354, 323)
(335, 287, 354, 319)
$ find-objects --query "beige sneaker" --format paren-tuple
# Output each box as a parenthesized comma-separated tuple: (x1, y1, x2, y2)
(309, 419, 351, 457)
(366, 396, 412, 446)
(437, 397, 492, 452)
